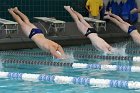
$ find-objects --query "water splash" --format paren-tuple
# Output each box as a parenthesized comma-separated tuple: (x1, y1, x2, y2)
(104, 44, 128, 56)
(53, 52, 77, 63)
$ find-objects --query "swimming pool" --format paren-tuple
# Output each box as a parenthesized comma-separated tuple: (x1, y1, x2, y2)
(0, 40, 140, 93)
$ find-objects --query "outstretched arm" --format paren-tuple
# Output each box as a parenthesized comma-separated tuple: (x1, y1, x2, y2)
(8, 7, 65, 58)
(64, 6, 112, 53)
(104, 13, 140, 45)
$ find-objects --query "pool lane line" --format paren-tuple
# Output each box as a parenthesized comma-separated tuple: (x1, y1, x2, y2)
(0, 51, 140, 61)
(125, 50, 140, 55)
(2, 59, 140, 73)
(0, 71, 140, 89)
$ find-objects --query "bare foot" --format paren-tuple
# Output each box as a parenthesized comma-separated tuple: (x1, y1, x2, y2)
(8, 8, 14, 14)
(13, 7, 19, 12)
(64, 6, 71, 12)
(14, 7, 18, 10)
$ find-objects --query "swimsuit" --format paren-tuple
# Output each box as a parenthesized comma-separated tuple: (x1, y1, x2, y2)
(29, 28, 43, 39)
(128, 25, 137, 34)
(85, 28, 97, 37)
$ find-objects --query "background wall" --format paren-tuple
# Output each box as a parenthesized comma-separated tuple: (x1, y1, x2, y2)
(0, 0, 139, 22)
(0, 0, 88, 22)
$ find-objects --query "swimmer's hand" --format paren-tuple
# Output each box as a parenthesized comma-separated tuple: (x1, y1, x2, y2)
(56, 51, 66, 59)
(88, 33, 112, 53)
(48, 41, 65, 59)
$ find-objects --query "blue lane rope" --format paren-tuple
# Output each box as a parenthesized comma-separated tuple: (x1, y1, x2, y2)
(2, 59, 140, 73)
(0, 71, 140, 89)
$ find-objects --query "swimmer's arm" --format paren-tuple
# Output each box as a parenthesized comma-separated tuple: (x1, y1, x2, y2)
(130, 30, 140, 45)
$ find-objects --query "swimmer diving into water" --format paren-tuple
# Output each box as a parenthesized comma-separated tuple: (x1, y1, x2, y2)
(8, 7, 65, 58)
(64, 6, 112, 53)
(104, 12, 140, 45)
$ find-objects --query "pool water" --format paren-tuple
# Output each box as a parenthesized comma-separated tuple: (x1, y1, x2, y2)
(0, 40, 140, 93)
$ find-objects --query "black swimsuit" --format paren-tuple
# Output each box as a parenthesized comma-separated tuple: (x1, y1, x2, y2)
(85, 28, 97, 37)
